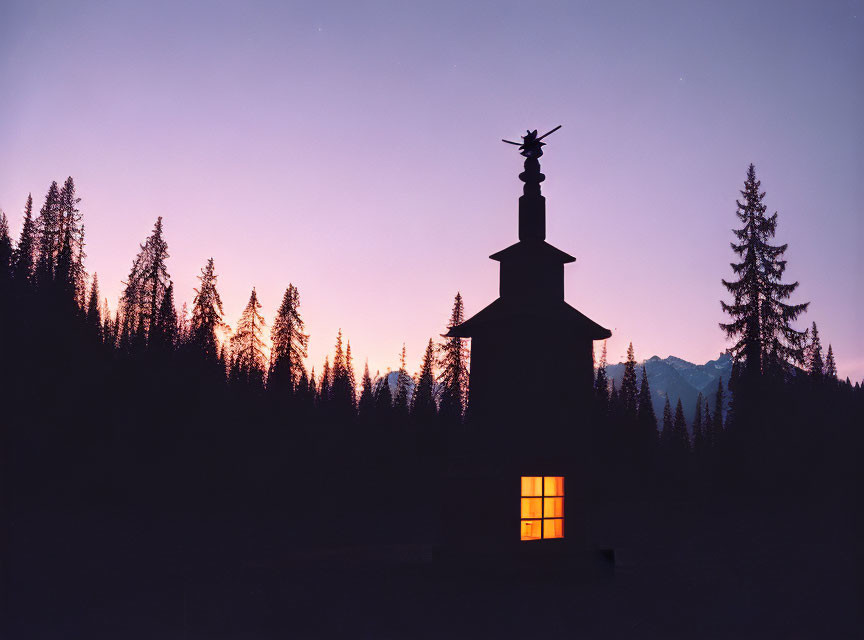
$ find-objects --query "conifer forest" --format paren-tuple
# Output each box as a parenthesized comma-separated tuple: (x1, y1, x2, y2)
(1, 163, 860, 637)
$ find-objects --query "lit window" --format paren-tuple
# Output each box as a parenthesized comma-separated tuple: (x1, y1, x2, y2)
(520, 476, 564, 540)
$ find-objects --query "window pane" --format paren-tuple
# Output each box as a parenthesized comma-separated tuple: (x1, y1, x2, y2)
(544, 476, 564, 497)
(521, 519, 542, 540)
(543, 497, 564, 518)
(543, 518, 564, 539)
(521, 476, 542, 496)
(521, 498, 542, 518)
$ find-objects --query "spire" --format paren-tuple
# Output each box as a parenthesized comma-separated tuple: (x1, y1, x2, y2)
(502, 126, 561, 242)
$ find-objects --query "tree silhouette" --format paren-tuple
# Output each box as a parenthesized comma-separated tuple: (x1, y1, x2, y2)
(824, 345, 837, 381)
(620, 342, 639, 419)
(438, 292, 469, 423)
(189, 258, 227, 363)
(594, 341, 610, 415)
(85, 273, 102, 339)
(807, 322, 824, 380)
(720, 164, 808, 380)
(0, 210, 12, 285)
(637, 365, 657, 440)
(229, 287, 267, 390)
(411, 338, 437, 423)
(393, 344, 410, 419)
(268, 284, 309, 398)
(12, 194, 36, 285)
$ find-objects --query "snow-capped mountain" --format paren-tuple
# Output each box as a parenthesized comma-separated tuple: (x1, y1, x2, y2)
(604, 353, 732, 428)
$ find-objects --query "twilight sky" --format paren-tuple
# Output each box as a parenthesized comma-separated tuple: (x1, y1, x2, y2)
(1, 0, 862, 381)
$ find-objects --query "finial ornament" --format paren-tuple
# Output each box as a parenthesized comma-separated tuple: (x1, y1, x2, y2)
(502, 125, 562, 159)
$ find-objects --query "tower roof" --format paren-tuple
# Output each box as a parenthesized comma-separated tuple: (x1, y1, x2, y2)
(445, 297, 611, 340)
(489, 239, 576, 264)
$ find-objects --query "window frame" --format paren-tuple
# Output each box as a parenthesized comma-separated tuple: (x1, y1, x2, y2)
(520, 476, 564, 541)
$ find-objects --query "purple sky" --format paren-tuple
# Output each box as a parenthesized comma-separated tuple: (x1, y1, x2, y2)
(1, 1, 862, 381)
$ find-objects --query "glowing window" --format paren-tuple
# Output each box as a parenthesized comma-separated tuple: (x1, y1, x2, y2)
(520, 476, 564, 540)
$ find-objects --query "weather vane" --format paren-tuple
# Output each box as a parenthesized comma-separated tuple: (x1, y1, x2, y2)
(502, 125, 562, 159)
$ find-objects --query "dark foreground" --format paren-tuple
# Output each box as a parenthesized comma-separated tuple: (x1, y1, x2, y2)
(8, 493, 859, 639)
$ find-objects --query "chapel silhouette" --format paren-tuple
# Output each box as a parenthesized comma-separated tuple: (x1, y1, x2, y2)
(444, 128, 611, 556)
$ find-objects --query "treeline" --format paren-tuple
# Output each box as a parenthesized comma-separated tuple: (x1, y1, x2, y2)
(0, 170, 861, 520)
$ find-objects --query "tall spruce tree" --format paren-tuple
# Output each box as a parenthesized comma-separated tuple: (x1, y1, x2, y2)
(12, 194, 36, 285)
(412, 339, 438, 423)
(393, 344, 411, 418)
(620, 342, 639, 419)
(824, 345, 837, 381)
(330, 329, 356, 414)
(35, 181, 61, 285)
(229, 287, 267, 389)
(660, 397, 673, 446)
(672, 399, 689, 452)
(268, 284, 309, 396)
(594, 341, 610, 414)
(438, 292, 469, 422)
(189, 258, 227, 362)
(0, 211, 12, 285)
(150, 282, 178, 352)
(720, 164, 809, 379)
(807, 322, 824, 379)
(119, 217, 171, 346)
(58, 177, 86, 306)
(357, 362, 375, 421)
(637, 365, 657, 439)
(86, 273, 102, 338)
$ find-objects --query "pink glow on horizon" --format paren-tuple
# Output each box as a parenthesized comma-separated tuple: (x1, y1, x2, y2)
(0, 1, 861, 382)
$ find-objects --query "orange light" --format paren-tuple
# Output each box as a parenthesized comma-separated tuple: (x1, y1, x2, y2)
(521, 519, 542, 540)
(543, 518, 564, 539)
(520, 476, 565, 541)
(544, 497, 564, 518)
(521, 498, 542, 518)
(544, 476, 564, 497)
(521, 476, 542, 497)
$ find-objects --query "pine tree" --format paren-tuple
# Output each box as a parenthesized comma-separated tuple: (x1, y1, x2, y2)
(692, 392, 705, 453)
(824, 345, 837, 381)
(318, 358, 332, 407)
(807, 322, 824, 380)
(411, 338, 438, 423)
(150, 282, 178, 352)
(35, 181, 61, 285)
(58, 177, 86, 306)
(330, 329, 355, 414)
(86, 273, 102, 338)
(660, 397, 673, 446)
(189, 258, 227, 362)
(119, 217, 171, 346)
(720, 164, 809, 379)
(620, 342, 639, 419)
(438, 292, 469, 422)
(12, 194, 36, 285)
(357, 362, 375, 422)
(672, 399, 689, 452)
(594, 341, 610, 414)
(393, 344, 411, 418)
(0, 210, 12, 285)
(268, 284, 309, 396)
(229, 287, 267, 389)
(637, 365, 657, 439)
